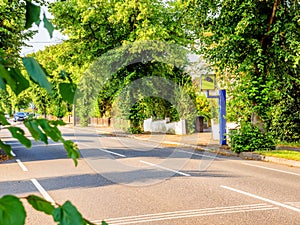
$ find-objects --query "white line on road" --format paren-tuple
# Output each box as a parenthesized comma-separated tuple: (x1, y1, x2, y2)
(6, 142, 24, 146)
(178, 149, 219, 159)
(78, 142, 126, 157)
(221, 185, 300, 213)
(97, 148, 126, 158)
(243, 162, 300, 177)
(284, 202, 300, 208)
(10, 150, 16, 157)
(93, 203, 277, 224)
(15, 159, 28, 172)
(12, 143, 63, 149)
(140, 160, 191, 177)
(31, 179, 55, 203)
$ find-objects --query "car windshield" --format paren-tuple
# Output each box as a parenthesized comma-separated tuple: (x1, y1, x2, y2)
(16, 112, 26, 116)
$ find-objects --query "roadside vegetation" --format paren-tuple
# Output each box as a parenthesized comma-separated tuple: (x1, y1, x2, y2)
(255, 150, 300, 161)
(277, 142, 300, 148)
(0, 0, 299, 224)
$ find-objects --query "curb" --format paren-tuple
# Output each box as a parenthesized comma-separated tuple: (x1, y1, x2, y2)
(77, 127, 300, 168)
(237, 152, 300, 168)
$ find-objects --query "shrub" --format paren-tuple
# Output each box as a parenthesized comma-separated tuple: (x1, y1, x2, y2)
(229, 122, 275, 153)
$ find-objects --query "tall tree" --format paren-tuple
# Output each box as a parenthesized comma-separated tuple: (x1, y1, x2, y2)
(184, 0, 300, 144)
(0, 1, 92, 224)
(49, 0, 199, 131)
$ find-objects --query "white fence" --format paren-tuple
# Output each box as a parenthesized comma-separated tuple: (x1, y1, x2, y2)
(211, 119, 239, 140)
(143, 118, 187, 135)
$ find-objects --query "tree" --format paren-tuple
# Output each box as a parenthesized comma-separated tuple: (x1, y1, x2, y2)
(49, 0, 202, 131)
(0, 1, 101, 224)
(183, 0, 299, 147)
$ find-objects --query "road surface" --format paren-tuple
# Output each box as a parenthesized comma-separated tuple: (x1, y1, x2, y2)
(0, 125, 299, 224)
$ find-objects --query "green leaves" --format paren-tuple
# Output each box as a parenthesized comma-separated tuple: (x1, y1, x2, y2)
(8, 117, 80, 166)
(0, 56, 53, 96)
(0, 112, 10, 126)
(25, 1, 55, 38)
(0, 64, 29, 95)
(229, 122, 275, 153)
(27, 197, 97, 225)
(24, 119, 48, 144)
(37, 119, 62, 142)
(59, 83, 77, 104)
(0, 195, 26, 225)
(24, 118, 80, 166)
(62, 140, 80, 166)
(0, 195, 97, 225)
(43, 13, 54, 38)
(53, 201, 84, 225)
(27, 195, 55, 215)
(25, 1, 41, 29)
(0, 139, 12, 156)
(7, 127, 32, 148)
(9, 68, 30, 95)
(22, 57, 52, 93)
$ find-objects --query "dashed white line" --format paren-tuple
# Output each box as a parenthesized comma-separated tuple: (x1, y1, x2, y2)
(221, 185, 300, 213)
(9, 144, 55, 204)
(140, 160, 190, 177)
(178, 149, 219, 159)
(93, 203, 277, 225)
(243, 162, 300, 177)
(16, 159, 28, 172)
(78, 142, 126, 157)
(30, 178, 55, 204)
(97, 148, 126, 158)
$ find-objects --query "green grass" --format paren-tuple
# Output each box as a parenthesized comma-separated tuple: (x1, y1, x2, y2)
(276, 141, 300, 148)
(255, 150, 300, 161)
(201, 80, 215, 90)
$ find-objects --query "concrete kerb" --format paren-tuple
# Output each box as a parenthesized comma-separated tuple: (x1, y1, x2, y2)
(68, 125, 300, 168)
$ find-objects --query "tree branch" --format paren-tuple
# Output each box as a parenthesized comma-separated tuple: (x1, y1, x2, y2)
(268, 0, 280, 32)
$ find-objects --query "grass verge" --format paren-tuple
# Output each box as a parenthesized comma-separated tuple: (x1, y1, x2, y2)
(277, 142, 300, 148)
(255, 150, 300, 161)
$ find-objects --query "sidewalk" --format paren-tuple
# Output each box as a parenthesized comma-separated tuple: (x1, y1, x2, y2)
(81, 126, 300, 168)
(95, 126, 219, 148)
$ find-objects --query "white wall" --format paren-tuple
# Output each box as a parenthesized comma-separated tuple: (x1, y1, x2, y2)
(143, 118, 187, 135)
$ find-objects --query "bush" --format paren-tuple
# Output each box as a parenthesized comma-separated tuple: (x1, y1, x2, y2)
(229, 122, 275, 153)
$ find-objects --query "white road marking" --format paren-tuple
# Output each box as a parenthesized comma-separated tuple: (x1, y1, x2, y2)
(93, 203, 277, 224)
(10, 150, 16, 157)
(30, 178, 55, 204)
(78, 142, 126, 157)
(140, 160, 190, 177)
(15, 159, 28, 172)
(284, 202, 300, 208)
(96, 148, 126, 158)
(221, 185, 300, 213)
(12, 143, 63, 149)
(6, 142, 24, 146)
(178, 149, 219, 159)
(243, 162, 300, 177)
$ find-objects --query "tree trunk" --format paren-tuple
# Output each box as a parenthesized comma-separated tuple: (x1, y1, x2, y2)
(251, 112, 265, 133)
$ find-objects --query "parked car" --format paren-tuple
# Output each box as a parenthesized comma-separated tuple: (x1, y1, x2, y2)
(14, 112, 27, 122)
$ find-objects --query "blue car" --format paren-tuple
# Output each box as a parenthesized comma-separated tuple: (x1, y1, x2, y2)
(14, 112, 27, 122)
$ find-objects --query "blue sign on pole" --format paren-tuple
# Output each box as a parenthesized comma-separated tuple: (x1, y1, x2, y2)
(206, 89, 227, 145)
(219, 90, 226, 145)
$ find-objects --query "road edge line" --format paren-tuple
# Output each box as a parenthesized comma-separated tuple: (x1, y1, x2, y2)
(220, 185, 300, 213)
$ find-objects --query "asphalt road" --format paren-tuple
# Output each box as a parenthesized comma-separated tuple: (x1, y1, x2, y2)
(1, 125, 300, 225)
